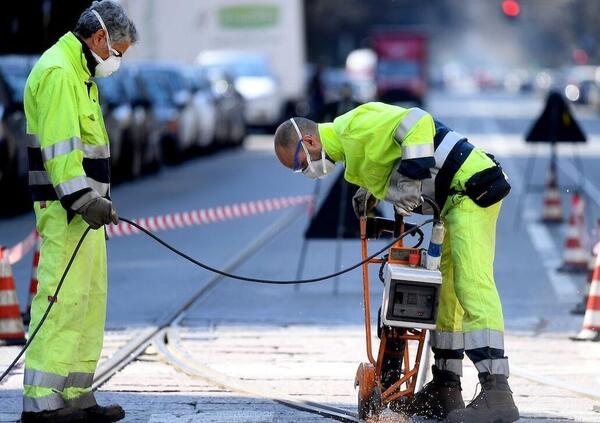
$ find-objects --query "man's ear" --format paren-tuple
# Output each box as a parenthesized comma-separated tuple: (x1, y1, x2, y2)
(304, 134, 317, 147)
(92, 29, 106, 48)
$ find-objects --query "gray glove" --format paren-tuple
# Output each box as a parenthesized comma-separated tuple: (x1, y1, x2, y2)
(78, 197, 119, 229)
(385, 173, 422, 216)
(352, 187, 379, 218)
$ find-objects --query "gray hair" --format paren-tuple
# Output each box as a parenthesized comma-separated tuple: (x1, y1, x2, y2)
(75, 1, 138, 44)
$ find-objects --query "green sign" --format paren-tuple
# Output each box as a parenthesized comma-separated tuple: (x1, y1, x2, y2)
(219, 5, 279, 28)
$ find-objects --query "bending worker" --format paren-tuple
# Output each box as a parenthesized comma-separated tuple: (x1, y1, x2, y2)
(22, 2, 137, 422)
(273, 102, 519, 423)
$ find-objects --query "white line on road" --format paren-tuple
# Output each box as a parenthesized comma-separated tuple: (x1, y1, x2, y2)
(525, 223, 579, 302)
(482, 117, 579, 304)
(558, 158, 600, 209)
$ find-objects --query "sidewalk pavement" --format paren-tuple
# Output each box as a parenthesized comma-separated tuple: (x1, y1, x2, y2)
(1, 325, 599, 423)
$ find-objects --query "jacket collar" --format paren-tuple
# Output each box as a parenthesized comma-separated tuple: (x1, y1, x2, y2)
(318, 123, 344, 163)
(58, 32, 93, 81)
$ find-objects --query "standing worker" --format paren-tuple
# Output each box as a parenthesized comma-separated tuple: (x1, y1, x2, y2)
(273, 102, 519, 423)
(22, 2, 137, 422)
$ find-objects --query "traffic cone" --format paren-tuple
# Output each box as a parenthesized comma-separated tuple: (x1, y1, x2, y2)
(0, 247, 27, 346)
(571, 220, 600, 315)
(23, 237, 41, 325)
(541, 160, 563, 223)
(557, 192, 589, 273)
(571, 250, 600, 341)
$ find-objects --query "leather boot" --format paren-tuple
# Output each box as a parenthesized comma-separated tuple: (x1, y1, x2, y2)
(21, 408, 86, 423)
(392, 365, 465, 419)
(82, 404, 125, 422)
(444, 373, 519, 423)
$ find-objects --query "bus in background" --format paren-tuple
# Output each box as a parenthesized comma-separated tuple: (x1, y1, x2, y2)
(370, 30, 427, 106)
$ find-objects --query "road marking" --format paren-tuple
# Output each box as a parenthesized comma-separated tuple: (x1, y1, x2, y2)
(482, 117, 580, 304)
(511, 364, 600, 401)
(525, 223, 578, 302)
(558, 158, 600, 209)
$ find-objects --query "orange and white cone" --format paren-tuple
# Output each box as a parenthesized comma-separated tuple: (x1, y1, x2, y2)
(541, 160, 563, 223)
(0, 247, 27, 346)
(572, 220, 600, 315)
(23, 236, 41, 325)
(557, 192, 589, 273)
(571, 250, 600, 341)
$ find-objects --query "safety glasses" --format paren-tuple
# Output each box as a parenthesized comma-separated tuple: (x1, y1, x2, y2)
(290, 118, 311, 173)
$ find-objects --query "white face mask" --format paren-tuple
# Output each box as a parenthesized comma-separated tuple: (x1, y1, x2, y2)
(290, 118, 336, 180)
(90, 10, 121, 77)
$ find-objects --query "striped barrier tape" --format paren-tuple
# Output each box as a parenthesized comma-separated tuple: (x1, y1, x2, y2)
(5, 230, 39, 266)
(106, 195, 313, 237)
(3, 195, 313, 264)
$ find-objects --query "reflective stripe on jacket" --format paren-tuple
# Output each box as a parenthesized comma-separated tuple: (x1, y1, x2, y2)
(24, 32, 110, 211)
(318, 102, 495, 206)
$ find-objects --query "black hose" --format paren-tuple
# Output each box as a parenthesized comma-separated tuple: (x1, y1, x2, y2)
(120, 217, 437, 285)
(0, 215, 438, 383)
(0, 227, 91, 384)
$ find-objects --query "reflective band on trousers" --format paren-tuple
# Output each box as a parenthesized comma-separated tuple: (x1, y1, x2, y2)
(435, 358, 463, 376)
(475, 358, 510, 376)
(23, 393, 65, 412)
(434, 131, 465, 169)
(394, 107, 428, 141)
(401, 143, 434, 160)
(431, 331, 464, 350)
(40, 137, 110, 161)
(24, 368, 66, 390)
(64, 372, 94, 389)
(65, 391, 97, 409)
(464, 329, 504, 350)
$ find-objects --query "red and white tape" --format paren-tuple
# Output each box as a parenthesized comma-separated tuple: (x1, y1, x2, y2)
(3, 195, 312, 264)
(105, 195, 313, 238)
(5, 230, 39, 265)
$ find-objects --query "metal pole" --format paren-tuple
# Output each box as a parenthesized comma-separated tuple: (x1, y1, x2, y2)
(333, 179, 348, 295)
(513, 148, 537, 229)
(294, 179, 322, 292)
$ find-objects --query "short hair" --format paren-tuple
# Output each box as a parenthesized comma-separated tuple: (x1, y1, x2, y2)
(274, 117, 317, 150)
(75, 1, 138, 44)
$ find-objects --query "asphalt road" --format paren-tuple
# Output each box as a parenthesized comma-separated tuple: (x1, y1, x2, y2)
(3, 90, 599, 331)
(1, 90, 600, 421)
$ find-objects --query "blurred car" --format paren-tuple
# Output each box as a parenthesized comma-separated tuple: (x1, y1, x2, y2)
(118, 65, 161, 175)
(197, 51, 283, 128)
(205, 69, 246, 146)
(0, 55, 37, 215)
(128, 62, 193, 163)
(181, 66, 218, 151)
(563, 65, 597, 104)
(94, 74, 132, 183)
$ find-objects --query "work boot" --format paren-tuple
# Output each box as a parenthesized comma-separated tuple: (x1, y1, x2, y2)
(444, 373, 519, 423)
(391, 365, 465, 419)
(82, 404, 126, 422)
(21, 408, 86, 423)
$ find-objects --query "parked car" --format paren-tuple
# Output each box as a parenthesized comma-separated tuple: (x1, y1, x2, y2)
(197, 51, 282, 128)
(127, 63, 186, 163)
(0, 55, 36, 215)
(118, 65, 162, 175)
(181, 65, 218, 151)
(94, 74, 132, 183)
(204, 69, 246, 146)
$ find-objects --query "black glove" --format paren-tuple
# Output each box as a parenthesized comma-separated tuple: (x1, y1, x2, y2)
(352, 187, 379, 219)
(78, 197, 119, 229)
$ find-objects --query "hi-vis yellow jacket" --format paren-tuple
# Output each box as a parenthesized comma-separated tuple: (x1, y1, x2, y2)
(318, 102, 495, 207)
(24, 32, 110, 212)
